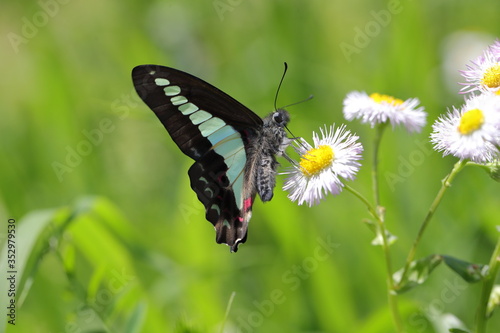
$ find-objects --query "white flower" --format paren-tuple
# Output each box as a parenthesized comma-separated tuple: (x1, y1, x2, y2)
(282, 125, 363, 206)
(343, 91, 426, 133)
(430, 93, 500, 163)
(459, 43, 500, 94)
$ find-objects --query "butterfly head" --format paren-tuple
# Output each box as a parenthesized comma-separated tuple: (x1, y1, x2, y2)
(268, 109, 290, 128)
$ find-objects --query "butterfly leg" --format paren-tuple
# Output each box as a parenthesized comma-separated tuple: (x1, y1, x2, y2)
(282, 151, 299, 166)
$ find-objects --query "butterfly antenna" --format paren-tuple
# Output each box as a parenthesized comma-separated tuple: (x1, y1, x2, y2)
(281, 94, 314, 109)
(273, 63, 312, 156)
(274, 62, 288, 111)
(283, 94, 313, 149)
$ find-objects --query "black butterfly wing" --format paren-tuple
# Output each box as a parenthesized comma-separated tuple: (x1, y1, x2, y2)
(132, 65, 262, 159)
(188, 149, 255, 251)
(132, 65, 262, 251)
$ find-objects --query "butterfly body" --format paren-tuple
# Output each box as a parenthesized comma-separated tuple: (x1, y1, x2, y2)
(132, 65, 291, 252)
(253, 110, 291, 202)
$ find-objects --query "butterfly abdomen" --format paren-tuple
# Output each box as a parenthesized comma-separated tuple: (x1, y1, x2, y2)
(256, 154, 278, 202)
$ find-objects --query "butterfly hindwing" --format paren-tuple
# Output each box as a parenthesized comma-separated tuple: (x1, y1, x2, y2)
(188, 149, 255, 251)
(132, 65, 263, 251)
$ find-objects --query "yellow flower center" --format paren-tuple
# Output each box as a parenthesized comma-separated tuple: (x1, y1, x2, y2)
(481, 63, 500, 89)
(370, 93, 404, 106)
(458, 108, 484, 135)
(299, 145, 334, 176)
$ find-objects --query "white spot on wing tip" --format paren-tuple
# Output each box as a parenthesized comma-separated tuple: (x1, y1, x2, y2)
(155, 78, 170, 86)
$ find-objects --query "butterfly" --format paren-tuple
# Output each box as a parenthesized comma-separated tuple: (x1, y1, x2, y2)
(132, 65, 292, 252)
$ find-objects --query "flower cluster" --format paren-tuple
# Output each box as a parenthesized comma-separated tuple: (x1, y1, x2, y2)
(282, 39, 500, 206)
(281, 88, 427, 205)
(277, 37, 500, 333)
(431, 40, 500, 163)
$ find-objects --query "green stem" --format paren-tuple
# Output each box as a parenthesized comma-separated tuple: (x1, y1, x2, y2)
(475, 231, 500, 333)
(346, 185, 404, 333)
(395, 159, 467, 290)
(371, 123, 405, 332)
(345, 187, 393, 281)
(372, 123, 387, 207)
(344, 185, 378, 220)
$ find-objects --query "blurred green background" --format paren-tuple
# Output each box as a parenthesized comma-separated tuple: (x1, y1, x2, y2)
(1, 0, 500, 332)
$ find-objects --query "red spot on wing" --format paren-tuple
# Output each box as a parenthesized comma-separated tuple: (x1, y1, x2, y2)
(243, 197, 253, 212)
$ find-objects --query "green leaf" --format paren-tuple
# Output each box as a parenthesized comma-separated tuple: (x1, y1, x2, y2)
(449, 329, 469, 333)
(363, 219, 376, 234)
(442, 255, 488, 283)
(123, 301, 147, 333)
(363, 219, 398, 247)
(0, 208, 70, 303)
(393, 254, 443, 293)
(0, 207, 73, 330)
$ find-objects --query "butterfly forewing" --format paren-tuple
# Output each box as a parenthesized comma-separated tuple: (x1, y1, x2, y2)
(132, 65, 263, 159)
(132, 65, 262, 251)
